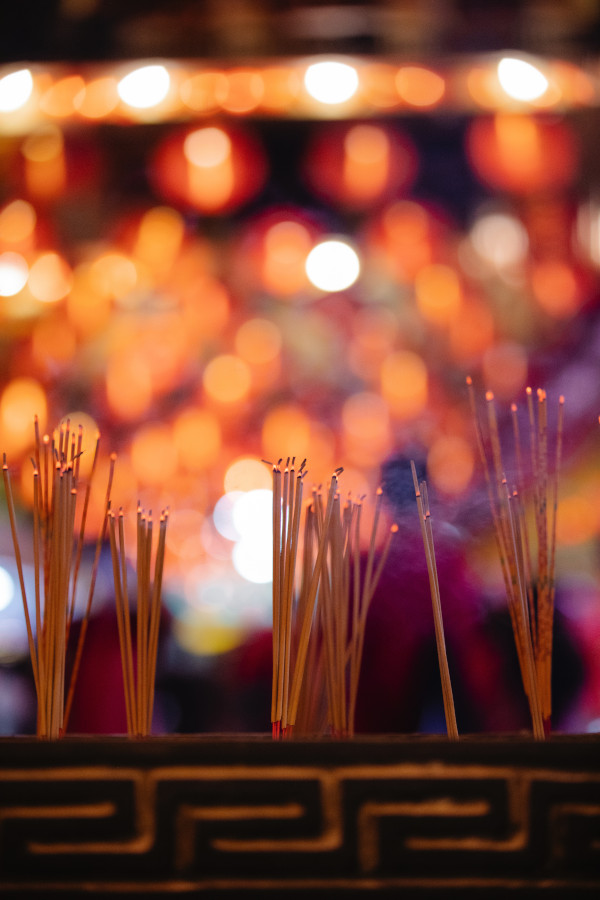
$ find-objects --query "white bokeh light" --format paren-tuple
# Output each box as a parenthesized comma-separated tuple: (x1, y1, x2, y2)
(117, 64, 170, 109)
(0, 69, 33, 113)
(213, 492, 243, 541)
(470, 212, 529, 269)
(305, 239, 361, 292)
(231, 490, 273, 584)
(497, 57, 548, 102)
(0, 566, 15, 612)
(0, 252, 28, 297)
(232, 536, 273, 584)
(232, 489, 273, 538)
(184, 127, 231, 167)
(304, 61, 359, 105)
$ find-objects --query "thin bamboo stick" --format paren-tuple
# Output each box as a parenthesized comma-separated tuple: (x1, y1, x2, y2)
(2, 457, 41, 711)
(411, 462, 458, 741)
(468, 380, 562, 739)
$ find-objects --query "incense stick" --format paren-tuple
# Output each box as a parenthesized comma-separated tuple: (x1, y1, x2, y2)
(108, 504, 169, 737)
(3, 419, 118, 737)
(266, 460, 397, 738)
(411, 461, 458, 741)
(468, 380, 563, 739)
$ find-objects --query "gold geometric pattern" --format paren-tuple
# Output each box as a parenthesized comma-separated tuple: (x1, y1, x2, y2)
(0, 741, 598, 893)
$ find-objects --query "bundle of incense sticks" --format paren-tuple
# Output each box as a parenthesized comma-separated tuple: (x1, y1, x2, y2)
(411, 461, 458, 741)
(267, 459, 397, 738)
(468, 379, 564, 739)
(2, 417, 115, 738)
(108, 504, 168, 737)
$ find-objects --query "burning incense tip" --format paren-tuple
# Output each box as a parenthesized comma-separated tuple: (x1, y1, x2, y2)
(391, 523, 399, 533)
(526, 386, 532, 395)
(466, 375, 472, 385)
(511, 403, 517, 412)
(559, 396, 565, 405)
(485, 390, 494, 401)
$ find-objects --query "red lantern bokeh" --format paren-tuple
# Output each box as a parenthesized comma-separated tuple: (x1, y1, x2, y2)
(466, 113, 578, 194)
(302, 121, 418, 210)
(150, 122, 267, 214)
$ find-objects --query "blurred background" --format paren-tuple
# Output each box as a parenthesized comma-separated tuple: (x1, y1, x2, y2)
(1, 0, 600, 735)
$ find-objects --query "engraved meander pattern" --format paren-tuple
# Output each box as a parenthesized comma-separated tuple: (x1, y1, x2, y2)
(0, 754, 599, 893)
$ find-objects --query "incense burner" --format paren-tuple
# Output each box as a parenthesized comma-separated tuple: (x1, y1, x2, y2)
(0, 734, 598, 896)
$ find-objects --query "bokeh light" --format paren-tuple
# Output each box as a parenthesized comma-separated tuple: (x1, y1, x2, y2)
(67, 263, 112, 336)
(134, 206, 185, 282)
(0, 565, 15, 613)
(556, 495, 598, 546)
(467, 113, 578, 194)
(0, 69, 33, 113)
(180, 70, 226, 113)
(482, 342, 528, 399)
(348, 307, 399, 381)
(0, 378, 47, 456)
(470, 211, 529, 270)
(40, 75, 85, 118)
(232, 489, 273, 584)
(232, 489, 272, 540)
(414, 263, 462, 326)
(396, 66, 445, 107)
(203, 355, 252, 405)
(76, 76, 119, 119)
(342, 392, 392, 466)
(261, 221, 312, 296)
(106, 352, 153, 420)
(262, 404, 311, 461)
(372, 200, 441, 282)
(304, 61, 359, 105)
(184, 127, 231, 167)
(219, 69, 264, 114)
(21, 125, 66, 199)
(31, 313, 77, 369)
(224, 457, 272, 493)
(380, 351, 428, 419)
(235, 318, 282, 365)
(130, 422, 178, 486)
(213, 492, 242, 542)
(303, 122, 417, 210)
(530, 259, 582, 318)
(305, 239, 360, 292)
(427, 434, 474, 496)
(497, 57, 548, 102)
(89, 252, 138, 301)
(152, 123, 267, 214)
(343, 124, 389, 199)
(0, 200, 36, 245)
(173, 408, 221, 472)
(117, 64, 170, 109)
(449, 300, 495, 364)
(0, 252, 28, 296)
(28, 252, 72, 303)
